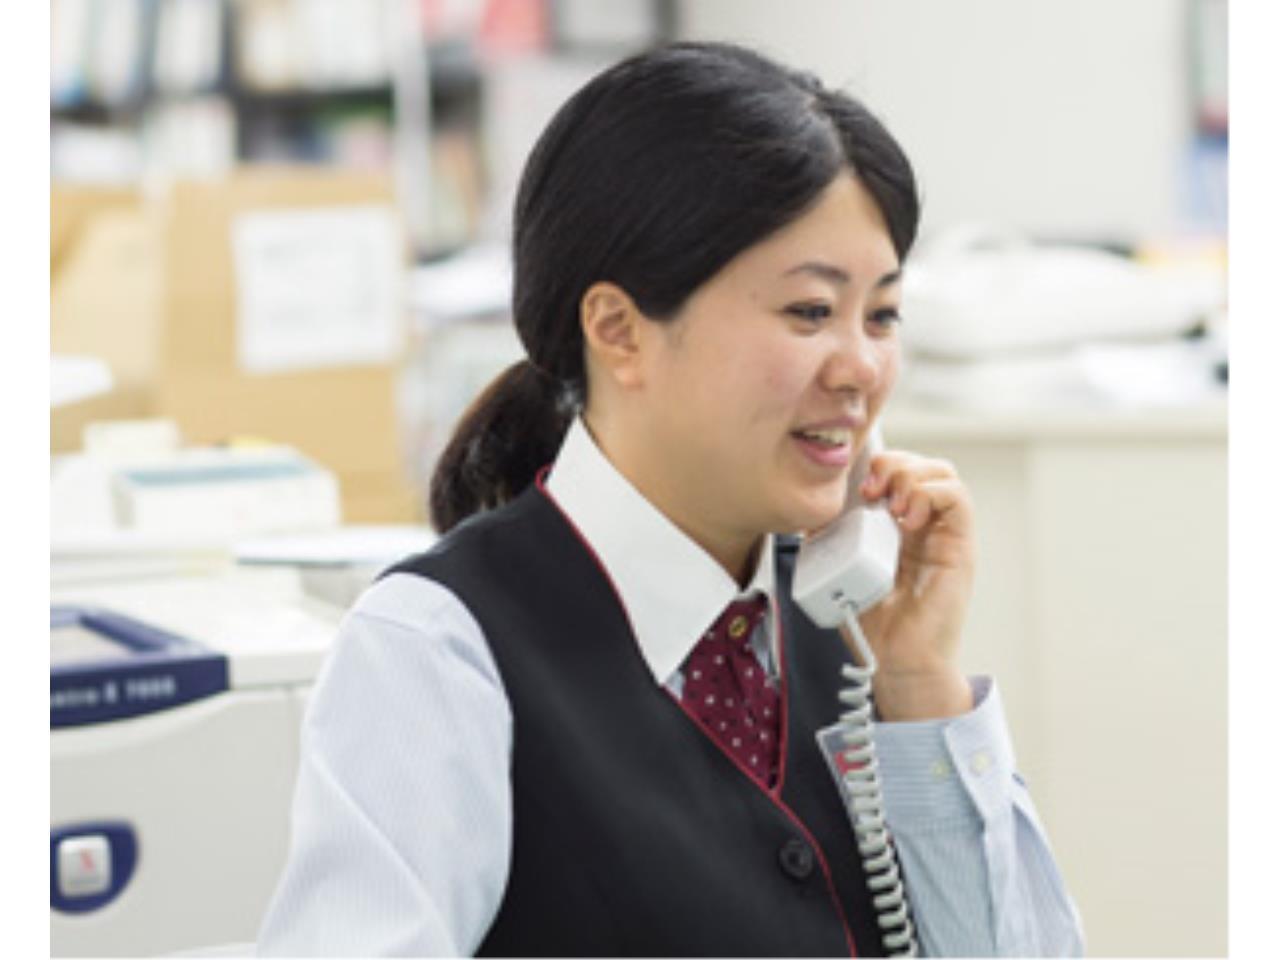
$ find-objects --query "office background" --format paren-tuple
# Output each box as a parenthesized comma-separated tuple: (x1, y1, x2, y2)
(48, 1, 1231, 956)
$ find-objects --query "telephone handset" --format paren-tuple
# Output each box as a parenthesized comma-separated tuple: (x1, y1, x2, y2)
(793, 425, 900, 636)
(794, 425, 918, 957)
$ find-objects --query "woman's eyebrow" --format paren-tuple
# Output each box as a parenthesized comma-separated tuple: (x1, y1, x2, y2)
(782, 261, 902, 288)
(783, 261, 850, 286)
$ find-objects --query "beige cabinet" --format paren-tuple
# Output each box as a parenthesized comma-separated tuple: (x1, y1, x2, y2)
(884, 402, 1227, 957)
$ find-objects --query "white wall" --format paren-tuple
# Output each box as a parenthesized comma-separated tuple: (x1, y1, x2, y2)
(677, 0, 1192, 240)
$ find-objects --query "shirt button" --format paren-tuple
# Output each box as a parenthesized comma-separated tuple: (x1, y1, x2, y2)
(969, 750, 993, 776)
(778, 837, 815, 881)
(930, 759, 952, 781)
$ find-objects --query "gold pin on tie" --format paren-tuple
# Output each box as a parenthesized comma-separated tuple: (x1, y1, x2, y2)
(728, 615, 749, 639)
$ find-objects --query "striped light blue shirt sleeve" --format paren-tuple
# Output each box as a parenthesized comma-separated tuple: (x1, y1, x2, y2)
(257, 575, 513, 957)
(870, 677, 1086, 956)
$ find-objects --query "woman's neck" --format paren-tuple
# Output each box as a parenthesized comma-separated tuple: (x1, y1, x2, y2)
(582, 409, 762, 587)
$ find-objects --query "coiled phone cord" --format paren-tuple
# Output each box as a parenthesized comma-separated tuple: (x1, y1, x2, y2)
(837, 606, 919, 957)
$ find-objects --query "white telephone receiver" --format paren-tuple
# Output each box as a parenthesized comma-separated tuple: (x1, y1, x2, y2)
(793, 425, 900, 631)
(792, 425, 918, 957)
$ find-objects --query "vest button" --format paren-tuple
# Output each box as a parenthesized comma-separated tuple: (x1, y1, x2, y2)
(778, 837, 815, 880)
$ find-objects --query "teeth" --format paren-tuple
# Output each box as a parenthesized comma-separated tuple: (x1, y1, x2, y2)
(798, 428, 851, 447)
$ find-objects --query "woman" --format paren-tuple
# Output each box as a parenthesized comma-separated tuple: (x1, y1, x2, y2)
(259, 42, 1083, 956)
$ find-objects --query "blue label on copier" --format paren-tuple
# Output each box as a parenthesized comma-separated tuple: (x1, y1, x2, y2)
(50, 606, 230, 728)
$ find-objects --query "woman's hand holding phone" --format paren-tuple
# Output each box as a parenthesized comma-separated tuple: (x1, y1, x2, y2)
(853, 449, 977, 721)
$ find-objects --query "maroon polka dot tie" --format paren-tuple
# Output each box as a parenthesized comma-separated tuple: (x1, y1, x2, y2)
(682, 595, 781, 788)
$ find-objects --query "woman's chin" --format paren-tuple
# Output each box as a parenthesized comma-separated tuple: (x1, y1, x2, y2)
(777, 487, 849, 536)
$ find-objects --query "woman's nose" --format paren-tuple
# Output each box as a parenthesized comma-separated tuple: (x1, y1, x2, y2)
(823, 327, 882, 395)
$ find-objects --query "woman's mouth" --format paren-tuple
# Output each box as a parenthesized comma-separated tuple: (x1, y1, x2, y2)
(790, 426, 853, 467)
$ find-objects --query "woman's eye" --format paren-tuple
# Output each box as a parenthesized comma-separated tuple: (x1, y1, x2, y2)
(870, 307, 902, 328)
(786, 303, 833, 323)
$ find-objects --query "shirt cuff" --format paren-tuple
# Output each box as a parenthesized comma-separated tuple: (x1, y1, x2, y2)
(867, 676, 1018, 827)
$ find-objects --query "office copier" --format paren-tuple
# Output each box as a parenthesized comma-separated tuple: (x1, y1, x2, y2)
(50, 568, 344, 957)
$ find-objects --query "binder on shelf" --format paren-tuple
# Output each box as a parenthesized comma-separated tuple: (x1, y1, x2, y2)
(294, 0, 393, 89)
(84, 0, 152, 107)
(152, 0, 227, 96)
(236, 0, 394, 94)
(141, 98, 236, 179)
(52, 0, 93, 107)
(235, 0, 303, 91)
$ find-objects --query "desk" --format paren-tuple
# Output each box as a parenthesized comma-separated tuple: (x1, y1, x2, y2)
(884, 401, 1227, 957)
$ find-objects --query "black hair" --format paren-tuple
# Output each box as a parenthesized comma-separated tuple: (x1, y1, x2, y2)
(429, 41, 920, 532)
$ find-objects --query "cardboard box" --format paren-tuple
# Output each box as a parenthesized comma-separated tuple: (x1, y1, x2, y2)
(51, 185, 139, 275)
(51, 187, 162, 452)
(50, 171, 424, 523)
(155, 168, 422, 523)
(51, 203, 163, 390)
(51, 386, 154, 454)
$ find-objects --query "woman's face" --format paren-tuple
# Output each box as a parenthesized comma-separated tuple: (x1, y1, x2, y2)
(640, 172, 903, 540)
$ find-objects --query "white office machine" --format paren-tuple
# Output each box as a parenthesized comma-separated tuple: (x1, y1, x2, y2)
(52, 426, 342, 543)
(50, 568, 345, 957)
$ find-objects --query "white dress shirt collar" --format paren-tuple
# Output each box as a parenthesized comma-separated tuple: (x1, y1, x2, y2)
(544, 417, 776, 685)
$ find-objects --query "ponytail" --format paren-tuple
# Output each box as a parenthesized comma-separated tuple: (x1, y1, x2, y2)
(428, 360, 575, 533)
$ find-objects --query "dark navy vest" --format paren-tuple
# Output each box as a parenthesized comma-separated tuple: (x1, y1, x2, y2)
(385, 480, 885, 957)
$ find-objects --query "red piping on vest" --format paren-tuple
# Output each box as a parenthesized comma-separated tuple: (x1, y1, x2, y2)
(534, 467, 859, 959)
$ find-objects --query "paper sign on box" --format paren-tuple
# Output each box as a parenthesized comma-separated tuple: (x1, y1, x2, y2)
(232, 205, 403, 375)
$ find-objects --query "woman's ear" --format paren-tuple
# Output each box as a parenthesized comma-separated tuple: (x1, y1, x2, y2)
(580, 281, 648, 390)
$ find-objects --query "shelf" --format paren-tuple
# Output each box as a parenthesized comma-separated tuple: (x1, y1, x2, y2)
(51, 100, 148, 125)
(230, 84, 393, 112)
